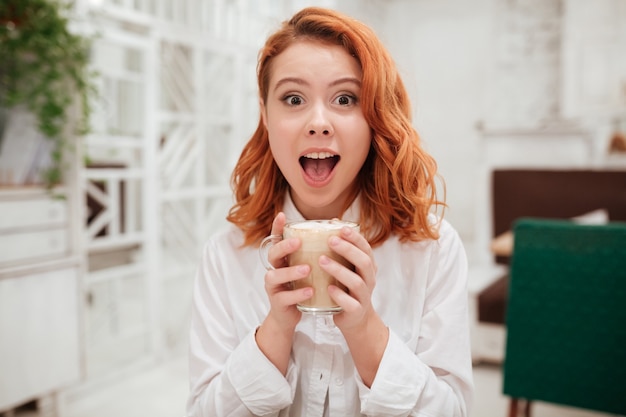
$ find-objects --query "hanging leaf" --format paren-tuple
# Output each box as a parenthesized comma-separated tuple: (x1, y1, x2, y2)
(0, 0, 97, 189)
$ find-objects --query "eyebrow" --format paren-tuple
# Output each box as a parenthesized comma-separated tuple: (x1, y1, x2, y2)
(273, 76, 361, 92)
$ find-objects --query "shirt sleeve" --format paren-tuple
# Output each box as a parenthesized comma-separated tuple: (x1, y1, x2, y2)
(358, 221, 474, 417)
(186, 238, 297, 417)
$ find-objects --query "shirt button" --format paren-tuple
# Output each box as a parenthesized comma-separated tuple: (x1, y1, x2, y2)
(335, 378, 344, 386)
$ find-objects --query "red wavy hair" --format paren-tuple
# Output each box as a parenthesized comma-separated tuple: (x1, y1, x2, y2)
(227, 7, 445, 247)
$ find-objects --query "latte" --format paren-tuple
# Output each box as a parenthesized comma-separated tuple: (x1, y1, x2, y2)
(284, 220, 360, 314)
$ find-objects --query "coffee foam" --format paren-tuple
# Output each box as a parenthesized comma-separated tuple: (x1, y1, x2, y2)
(288, 220, 353, 230)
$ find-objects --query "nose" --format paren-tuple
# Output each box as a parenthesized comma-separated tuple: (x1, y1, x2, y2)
(306, 104, 333, 136)
(309, 127, 331, 135)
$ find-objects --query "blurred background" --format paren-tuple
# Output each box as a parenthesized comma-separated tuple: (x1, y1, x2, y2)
(1, 0, 625, 416)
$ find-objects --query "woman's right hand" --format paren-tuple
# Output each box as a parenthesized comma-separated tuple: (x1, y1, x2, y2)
(256, 212, 312, 374)
(262, 212, 312, 329)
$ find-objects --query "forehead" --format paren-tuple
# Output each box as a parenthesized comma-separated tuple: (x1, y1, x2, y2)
(268, 40, 362, 87)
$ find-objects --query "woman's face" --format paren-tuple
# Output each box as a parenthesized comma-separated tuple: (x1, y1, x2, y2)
(261, 40, 371, 220)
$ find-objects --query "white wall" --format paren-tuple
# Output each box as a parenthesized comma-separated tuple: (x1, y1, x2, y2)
(338, 0, 626, 263)
(351, 0, 496, 248)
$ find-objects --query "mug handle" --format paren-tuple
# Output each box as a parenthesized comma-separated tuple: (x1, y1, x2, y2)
(259, 234, 282, 270)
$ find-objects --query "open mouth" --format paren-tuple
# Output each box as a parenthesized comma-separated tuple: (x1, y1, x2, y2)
(299, 151, 340, 182)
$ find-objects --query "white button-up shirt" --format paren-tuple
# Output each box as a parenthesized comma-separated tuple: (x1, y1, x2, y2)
(187, 194, 473, 417)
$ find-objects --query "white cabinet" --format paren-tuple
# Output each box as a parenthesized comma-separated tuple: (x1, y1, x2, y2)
(0, 265, 81, 411)
(0, 189, 82, 414)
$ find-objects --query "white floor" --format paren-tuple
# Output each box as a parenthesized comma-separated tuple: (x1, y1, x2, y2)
(51, 358, 617, 417)
(62, 357, 189, 417)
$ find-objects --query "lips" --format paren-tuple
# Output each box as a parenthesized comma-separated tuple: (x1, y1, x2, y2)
(299, 151, 339, 184)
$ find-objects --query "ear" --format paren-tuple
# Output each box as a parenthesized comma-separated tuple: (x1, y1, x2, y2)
(259, 98, 268, 128)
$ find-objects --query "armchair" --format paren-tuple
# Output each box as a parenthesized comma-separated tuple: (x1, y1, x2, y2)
(473, 169, 626, 364)
(503, 218, 626, 416)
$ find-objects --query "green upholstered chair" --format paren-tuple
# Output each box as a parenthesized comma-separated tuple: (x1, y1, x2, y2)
(502, 218, 626, 417)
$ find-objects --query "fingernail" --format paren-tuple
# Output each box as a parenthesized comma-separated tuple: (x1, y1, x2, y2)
(329, 236, 339, 246)
(297, 265, 309, 275)
(319, 255, 330, 265)
(342, 226, 352, 236)
(304, 288, 313, 297)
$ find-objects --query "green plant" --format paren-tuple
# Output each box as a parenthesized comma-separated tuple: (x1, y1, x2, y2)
(0, 0, 96, 188)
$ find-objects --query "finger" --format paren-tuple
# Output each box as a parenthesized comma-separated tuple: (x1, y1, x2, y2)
(265, 264, 311, 289)
(328, 235, 376, 288)
(264, 213, 288, 269)
(327, 284, 360, 312)
(267, 212, 308, 270)
(273, 286, 314, 308)
(265, 266, 314, 311)
(339, 225, 373, 258)
(319, 255, 369, 302)
(270, 212, 287, 236)
(268, 236, 302, 269)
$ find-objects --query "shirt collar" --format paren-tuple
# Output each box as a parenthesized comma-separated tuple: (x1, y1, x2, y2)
(283, 191, 361, 224)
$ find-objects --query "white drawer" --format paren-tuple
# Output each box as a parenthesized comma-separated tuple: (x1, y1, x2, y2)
(0, 197, 67, 231)
(0, 229, 69, 265)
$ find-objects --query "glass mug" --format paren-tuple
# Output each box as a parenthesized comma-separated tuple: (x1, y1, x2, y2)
(259, 219, 360, 314)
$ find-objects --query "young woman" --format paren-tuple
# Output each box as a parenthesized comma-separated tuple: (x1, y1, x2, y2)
(187, 7, 473, 417)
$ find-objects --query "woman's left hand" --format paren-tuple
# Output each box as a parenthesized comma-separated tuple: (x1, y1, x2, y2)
(321, 225, 378, 331)
(322, 226, 388, 386)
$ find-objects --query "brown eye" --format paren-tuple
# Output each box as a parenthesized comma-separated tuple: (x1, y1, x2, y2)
(335, 94, 356, 106)
(284, 95, 303, 106)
